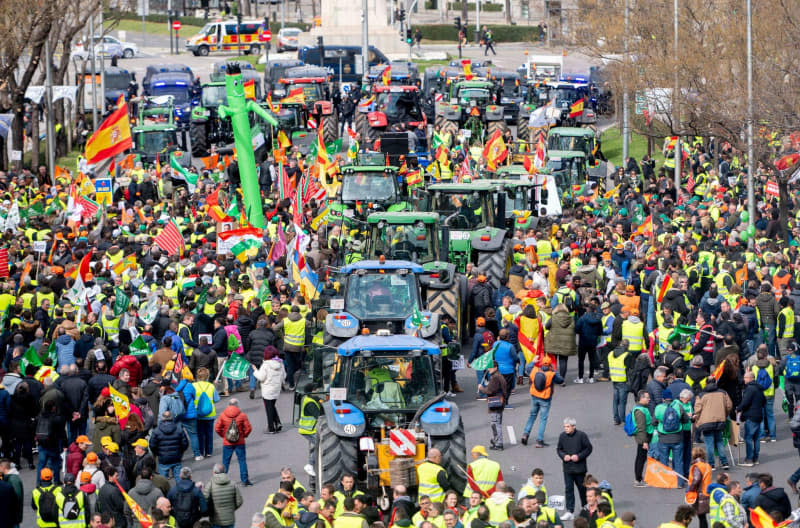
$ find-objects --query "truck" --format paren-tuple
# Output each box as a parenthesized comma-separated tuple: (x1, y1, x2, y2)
(525, 54, 564, 81)
(79, 66, 137, 114)
(142, 65, 196, 125)
(294, 333, 466, 493)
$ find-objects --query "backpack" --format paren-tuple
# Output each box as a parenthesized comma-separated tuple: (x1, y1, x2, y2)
(165, 392, 185, 419)
(558, 289, 575, 313)
(136, 399, 155, 431)
(35, 415, 53, 444)
(482, 331, 495, 349)
(172, 486, 197, 526)
(623, 409, 638, 436)
(61, 488, 81, 520)
(756, 368, 772, 391)
(787, 355, 800, 381)
(225, 417, 240, 443)
(227, 333, 241, 352)
(661, 404, 681, 434)
(197, 391, 213, 417)
(36, 486, 58, 523)
(533, 370, 548, 392)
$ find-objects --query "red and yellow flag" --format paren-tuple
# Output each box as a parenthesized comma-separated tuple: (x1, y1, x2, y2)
(657, 274, 674, 303)
(381, 65, 392, 86)
(630, 215, 653, 240)
(116, 481, 153, 528)
(665, 136, 678, 150)
(569, 98, 584, 118)
(483, 129, 508, 171)
(712, 358, 726, 381)
(461, 59, 473, 80)
(277, 130, 291, 149)
(85, 96, 132, 165)
(108, 383, 130, 421)
(281, 87, 305, 104)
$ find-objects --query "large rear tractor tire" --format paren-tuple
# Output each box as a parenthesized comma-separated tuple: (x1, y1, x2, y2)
(425, 281, 463, 340)
(312, 416, 359, 491)
(486, 120, 508, 140)
(190, 121, 209, 158)
(322, 112, 339, 145)
(430, 419, 467, 493)
(476, 240, 511, 290)
(354, 110, 367, 140)
(516, 120, 530, 143)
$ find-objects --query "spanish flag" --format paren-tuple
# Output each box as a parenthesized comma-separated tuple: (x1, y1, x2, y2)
(277, 129, 291, 149)
(657, 274, 674, 303)
(712, 358, 726, 381)
(629, 215, 652, 240)
(381, 65, 392, 86)
(483, 129, 508, 170)
(281, 87, 305, 104)
(665, 136, 678, 150)
(568, 98, 584, 118)
(84, 96, 132, 165)
(462, 59, 473, 80)
(243, 78, 256, 100)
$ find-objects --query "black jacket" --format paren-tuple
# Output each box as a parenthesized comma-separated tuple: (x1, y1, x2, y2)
(755, 487, 792, 520)
(738, 381, 767, 422)
(556, 429, 593, 474)
(246, 328, 275, 367)
(88, 373, 116, 404)
(55, 373, 90, 417)
(149, 420, 189, 464)
(97, 481, 128, 528)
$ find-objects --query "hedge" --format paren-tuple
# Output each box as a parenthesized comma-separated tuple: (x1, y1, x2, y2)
(411, 24, 540, 42)
(447, 2, 503, 11)
(108, 10, 311, 32)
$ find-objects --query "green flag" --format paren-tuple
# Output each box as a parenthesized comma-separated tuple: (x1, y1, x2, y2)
(171, 153, 198, 192)
(431, 131, 443, 151)
(471, 349, 494, 371)
(221, 354, 251, 380)
(47, 340, 57, 365)
(113, 287, 130, 317)
(411, 305, 428, 328)
(130, 336, 150, 356)
(256, 280, 270, 304)
(667, 324, 700, 342)
(20, 345, 43, 372)
(193, 286, 209, 314)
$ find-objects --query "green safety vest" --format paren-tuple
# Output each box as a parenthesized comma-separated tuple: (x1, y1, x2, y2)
(298, 395, 320, 435)
(608, 351, 629, 382)
(345, 252, 363, 265)
(752, 364, 775, 397)
(654, 400, 684, 435)
(633, 405, 654, 435)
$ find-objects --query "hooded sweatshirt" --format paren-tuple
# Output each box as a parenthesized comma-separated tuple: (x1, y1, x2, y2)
(126, 478, 163, 527)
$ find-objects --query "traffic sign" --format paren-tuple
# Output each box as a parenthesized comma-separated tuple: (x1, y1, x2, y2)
(389, 429, 417, 456)
(260, 29, 272, 42)
(172, 20, 181, 31)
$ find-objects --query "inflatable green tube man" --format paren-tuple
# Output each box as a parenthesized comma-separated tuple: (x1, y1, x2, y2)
(218, 63, 278, 228)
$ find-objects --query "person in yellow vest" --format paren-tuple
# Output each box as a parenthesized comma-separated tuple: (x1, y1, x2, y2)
(333, 474, 366, 518)
(273, 306, 309, 391)
(461, 491, 484, 528)
(297, 394, 321, 476)
(621, 309, 646, 355)
(750, 347, 777, 442)
(484, 481, 514, 526)
(179, 312, 199, 358)
(777, 297, 795, 358)
(608, 340, 635, 425)
(518, 468, 548, 501)
(32, 468, 59, 528)
(333, 497, 368, 528)
(55, 472, 87, 528)
(417, 449, 452, 504)
(596, 501, 618, 528)
(659, 505, 697, 528)
(463, 445, 502, 499)
(193, 367, 220, 459)
(263, 493, 292, 528)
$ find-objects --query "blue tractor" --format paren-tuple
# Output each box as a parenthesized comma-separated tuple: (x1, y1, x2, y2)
(324, 260, 440, 347)
(295, 334, 466, 493)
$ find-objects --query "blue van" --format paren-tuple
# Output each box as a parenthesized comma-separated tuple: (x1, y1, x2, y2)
(297, 45, 388, 83)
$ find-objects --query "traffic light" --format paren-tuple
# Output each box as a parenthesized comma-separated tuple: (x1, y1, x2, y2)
(406, 29, 413, 44)
(398, 7, 406, 21)
(454, 16, 461, 30)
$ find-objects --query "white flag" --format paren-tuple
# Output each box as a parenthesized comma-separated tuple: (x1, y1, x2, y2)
(65, 275, 87, 306)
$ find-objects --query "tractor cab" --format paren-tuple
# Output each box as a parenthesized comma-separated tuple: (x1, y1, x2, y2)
(547, 127, 596, 160)
(331, 166, 409, 222)
(491, 165, 562, 217)
(132, 96, 183, 164)
(547, 150, 588, 203)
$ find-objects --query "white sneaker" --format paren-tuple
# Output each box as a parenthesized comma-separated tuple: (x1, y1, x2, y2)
(574, 378, 584, 384)
(304, 464, 316, 476)
(587, 377, 595, 384)
(561, 512, 574, 520)
(194, 456, 204, 461)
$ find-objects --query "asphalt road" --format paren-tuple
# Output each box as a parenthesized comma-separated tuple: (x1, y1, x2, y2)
(13, 365, 800, 527)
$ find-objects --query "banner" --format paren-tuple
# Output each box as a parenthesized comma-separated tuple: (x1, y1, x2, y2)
(221, 354, 251, 380)
(108, 383, 131, 421)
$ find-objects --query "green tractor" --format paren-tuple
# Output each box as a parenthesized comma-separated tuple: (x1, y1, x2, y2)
(546, 150, 590, 205)
(435, 79, 506, 145)
(366, 212, 468, 339)
(327, 166, 411, 227)
(547, 127, 597, 163)
(516, 81, 554, 143)
(266, 101, 317, 154)
(416, 182, 510, 289)
(131, 96, 185, 166)
(189, 81, 232, 157)
(492, 166, 564, 218)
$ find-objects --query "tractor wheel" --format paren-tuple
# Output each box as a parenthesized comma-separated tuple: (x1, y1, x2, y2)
(434, 113, 447, 130)
(312, 416, 359, 491)
(441, 119, 458, 139)
(354, 110, 367, 140)
(322, 113, 339, 145)
(516, 120, 530, 143)
(190, 121, 209, 158)
(476, 240, 511, 290)
(365, 125, 381, 149)
(426, 282, 462, 340)
(486, 120, 508, 140)
(431, 419, 467, 494)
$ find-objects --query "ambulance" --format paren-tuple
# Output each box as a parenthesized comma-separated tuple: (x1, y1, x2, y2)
(186, 19, 268, 56)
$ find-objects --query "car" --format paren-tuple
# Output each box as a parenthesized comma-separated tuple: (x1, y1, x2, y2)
(276, 28, 302, 53)
(71, 35, 137, 60)
(100, 35, 138, 58)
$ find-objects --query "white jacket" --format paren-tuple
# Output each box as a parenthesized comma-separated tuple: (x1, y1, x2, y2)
(254, 358, 286, 400)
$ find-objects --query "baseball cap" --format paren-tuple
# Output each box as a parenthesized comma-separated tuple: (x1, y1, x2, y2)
(471, 445, 488, 457)
(132, 438, 149, 449)
(601, 302, 610, 309)
(80, 471, 92, 484)
(76, 435, 92, 445)
(86, 452, 98, 464)
(476, 317, 486, 326)
(106, 442, 119, 454)
(40, 468, 53, 481)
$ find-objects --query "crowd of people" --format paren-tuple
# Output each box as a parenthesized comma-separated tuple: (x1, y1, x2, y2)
(0, 124, 799, 528)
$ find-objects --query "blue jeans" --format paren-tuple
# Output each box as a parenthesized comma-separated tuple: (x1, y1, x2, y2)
(761, 397, 776, 439)
(702, 429, 728, 467)
(523, 397, 551, 442)
(612, 382, 628, 424)
(744, 419, 761, 462)
(658, 441, 684, 482)
(158, 461, 182, 479)
(249, 365, 258, 391)
(37, 447, 62, 485)
(67, 420, 87, 445)
(182, 418, 201, 457)
(222, 444, 249, 483)
(198, 419, 214, 456)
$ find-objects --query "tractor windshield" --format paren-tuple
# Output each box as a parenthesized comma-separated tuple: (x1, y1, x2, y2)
(135, 130, 178, 153)
(288, 82, 324, 102)
(105, 73, 132, 91)
(457, 88, 490, 105)
(341, 172, 397, 203)
(505, 187, 530, 212)
(547, 158, 582, 192)
(435, 192, 488, 230)
(151, 85, 191, 104)
(346, 355, 437, 410)
(548, 134, 590, 153)
(276, 107, 303, 129)
(344, 272, 418, 320)
(202, 85, 228, 107)
(374, 92, 423, 121)
(499, 81, 520, 98)
(371, 223, 435, 263)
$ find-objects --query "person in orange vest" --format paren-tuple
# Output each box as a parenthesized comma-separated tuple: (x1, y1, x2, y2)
(619, 285, 640, 315)
(686, 447, 712, 528)
(521, 357, 563, 447)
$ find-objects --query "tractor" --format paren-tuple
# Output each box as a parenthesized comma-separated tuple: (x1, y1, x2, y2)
(491, 166, 563, 218)
(517, 81, 554, 143)
(355, 85, 427, 148)
(189, 81, 233, 157)
(366, 212, 468, 339)
(546, 150, 590, 205)
(275, 65, 338, 144)
(131, 97, 187, 166)
(475, 68, 523, 126)
(547, 127, 597, 163)
(293, 334, 466, 495)
(327, 165, 410, 226)
(267, 101, 317, 155)
(416, 182, 510, 289)
(436, 79, 506, 146)
(550, 81, 597, 128)
(323, 260, 440, 347)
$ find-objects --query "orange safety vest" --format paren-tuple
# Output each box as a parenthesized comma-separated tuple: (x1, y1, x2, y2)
(620, 295, 640, 315)
(689, 461, 712, 498)
(529, 367, 555, 399)
(773, 273, 791, 298)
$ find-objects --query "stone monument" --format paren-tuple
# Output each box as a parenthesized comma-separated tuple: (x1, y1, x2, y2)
(310, 0, 406, 56)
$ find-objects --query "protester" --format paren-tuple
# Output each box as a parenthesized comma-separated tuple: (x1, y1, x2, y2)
(556, 417, 593, 520)
(215, 398, 253, 486)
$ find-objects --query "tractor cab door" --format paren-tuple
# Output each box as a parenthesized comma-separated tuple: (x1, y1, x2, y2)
(292, 344, 338, 426)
